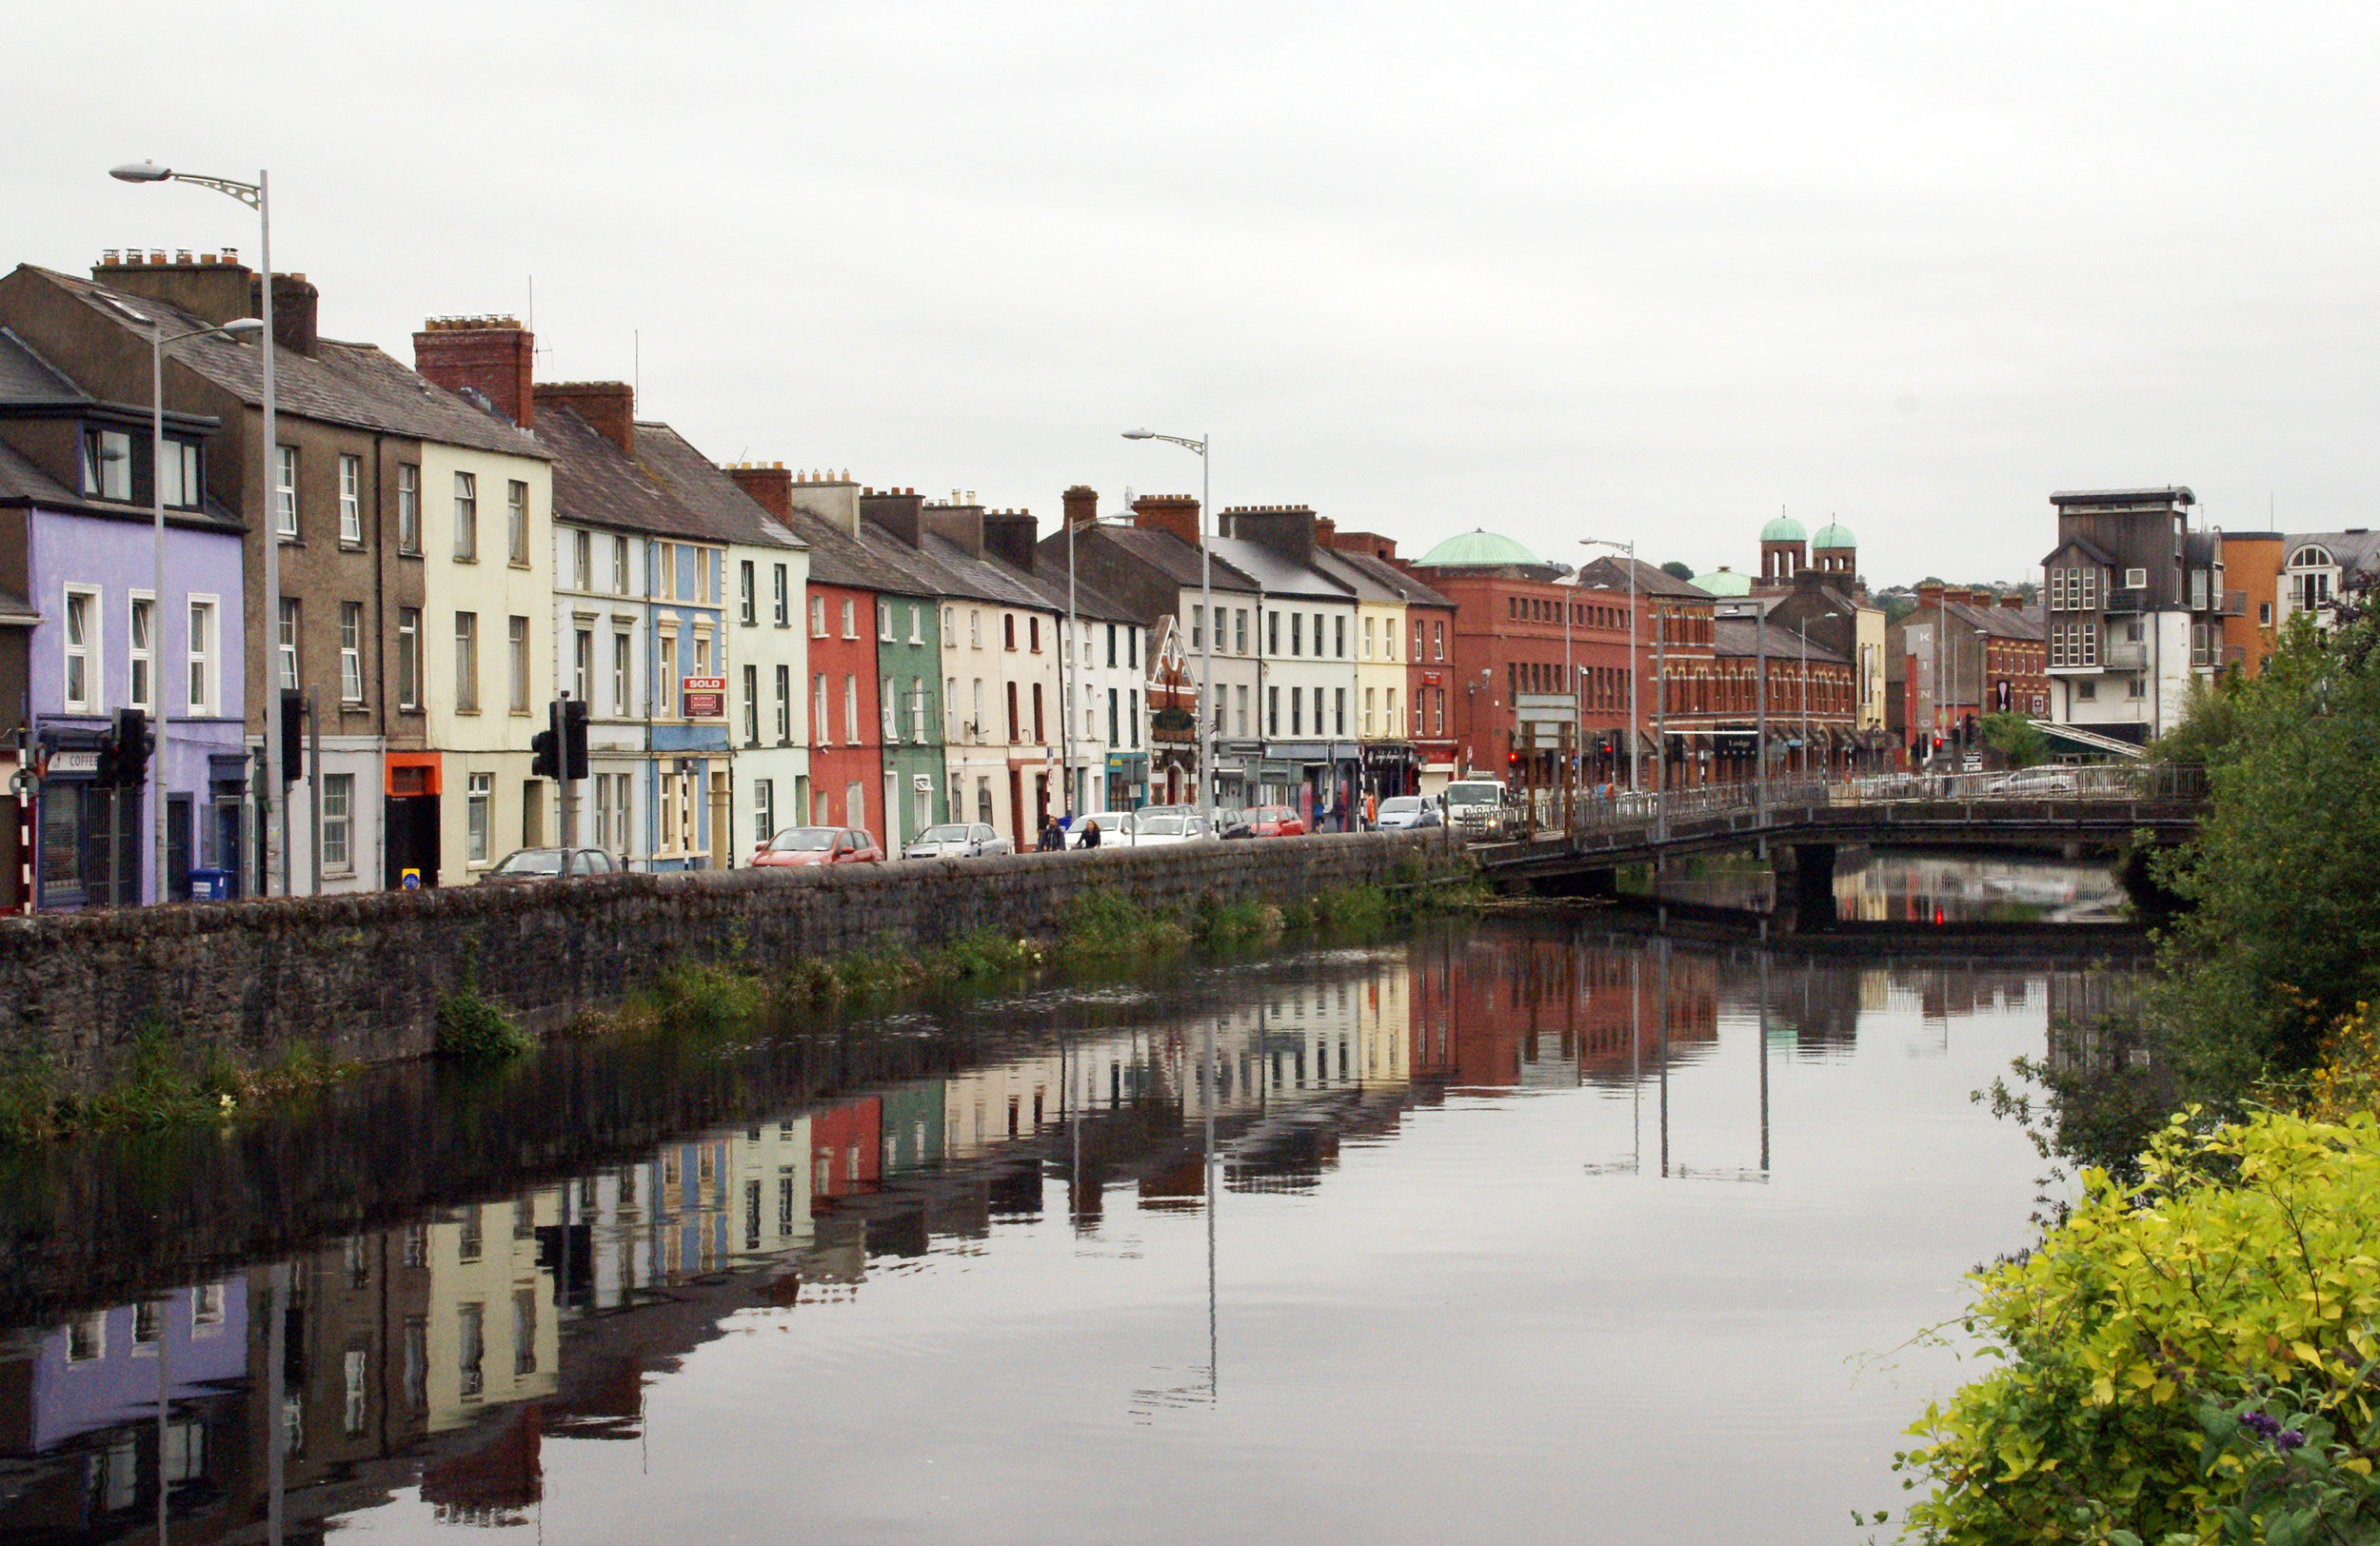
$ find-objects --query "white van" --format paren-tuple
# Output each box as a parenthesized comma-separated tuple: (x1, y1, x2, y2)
(1439, 780, 1512, 829)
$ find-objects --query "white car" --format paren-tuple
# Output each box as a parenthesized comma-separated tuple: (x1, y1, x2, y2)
(1375, 795, 1441, 831)
(902, 823, 1014, 861)
(1984, 767, 2081, 796)
(1100, 808, 1214, 846)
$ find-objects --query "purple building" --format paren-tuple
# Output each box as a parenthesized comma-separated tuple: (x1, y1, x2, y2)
(0, 328, 248, 905)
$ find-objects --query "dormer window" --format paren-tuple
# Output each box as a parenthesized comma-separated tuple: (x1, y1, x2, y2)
(157, 439, 203, 508)
(81, 428, 132, 501)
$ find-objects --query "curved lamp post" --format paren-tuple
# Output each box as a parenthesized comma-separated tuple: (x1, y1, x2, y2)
(111, 159, 286, 896)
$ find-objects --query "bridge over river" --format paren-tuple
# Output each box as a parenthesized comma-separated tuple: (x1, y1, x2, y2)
(1468, 764, 2208, 921)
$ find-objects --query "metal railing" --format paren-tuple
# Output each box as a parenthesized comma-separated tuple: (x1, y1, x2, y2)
(1462, 763, 2206, 854)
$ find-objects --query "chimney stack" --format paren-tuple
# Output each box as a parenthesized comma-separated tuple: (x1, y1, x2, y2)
(413, 316, 535, 427)
(534, 382, 635, 456)
(725, 461, 793, 520)
(95, 248, 253, 331)
(1224, 504, 1319, 565)
(983, 509, 1038, 573)
(1063, 485, 1098, 530)
(2000, 591, 2025, 609)
(254, 272, 318, 357)
(1916, 582, 1947, 609)
(1130, 493, 1201, 547)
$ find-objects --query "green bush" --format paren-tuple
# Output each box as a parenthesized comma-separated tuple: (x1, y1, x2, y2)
(1895, 1109, 2380, 1542)
(1976, 712, 2050, 769)
(1056, 889, 1188, 962)
(639, 961, 766, 1031)
(436, 986, 530, 1060)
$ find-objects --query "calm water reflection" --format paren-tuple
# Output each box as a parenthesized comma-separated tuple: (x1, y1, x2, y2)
(0, 903, 2130, 1545)
(1646, 849, 2131, 923)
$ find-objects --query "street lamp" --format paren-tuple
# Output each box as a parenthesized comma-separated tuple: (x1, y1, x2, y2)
(1795, 610, 1841, 780)
(1579, 538, 1640, 794)
(113, 159, 285, 896)
(1121, 429, 1215, 827)
(133, 310, 263, 902)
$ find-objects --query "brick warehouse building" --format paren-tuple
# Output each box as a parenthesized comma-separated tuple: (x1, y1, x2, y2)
(1407, 530, 1646, 788)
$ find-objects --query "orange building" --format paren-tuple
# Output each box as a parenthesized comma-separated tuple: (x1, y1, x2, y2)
(2218, 530, 2282, 675)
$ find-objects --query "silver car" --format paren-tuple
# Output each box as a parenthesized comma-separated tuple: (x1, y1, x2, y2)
(902, 822, 1014, 861)
(1374, 795, 1441, 831)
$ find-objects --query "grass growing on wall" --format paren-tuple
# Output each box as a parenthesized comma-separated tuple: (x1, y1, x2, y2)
(437, 946, 532, 1061)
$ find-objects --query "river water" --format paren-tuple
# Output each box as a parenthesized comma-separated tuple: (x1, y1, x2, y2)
(0, 856, 2139, 1545)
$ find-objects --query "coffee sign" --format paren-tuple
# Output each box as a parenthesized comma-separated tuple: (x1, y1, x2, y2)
(681, 676, 726, 718)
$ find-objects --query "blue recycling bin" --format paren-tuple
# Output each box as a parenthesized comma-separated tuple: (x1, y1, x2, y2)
(187, 868, 232, 902)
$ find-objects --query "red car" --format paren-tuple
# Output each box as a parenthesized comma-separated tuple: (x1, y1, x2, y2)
(1244, 804, 1309, 838)
(751, 825, 883, 868)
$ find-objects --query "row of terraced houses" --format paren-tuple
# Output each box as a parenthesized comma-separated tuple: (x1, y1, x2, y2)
(8, 250, 2260, 912)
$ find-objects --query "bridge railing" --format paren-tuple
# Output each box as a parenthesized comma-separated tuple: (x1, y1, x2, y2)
(1470, 762, 2207, 852)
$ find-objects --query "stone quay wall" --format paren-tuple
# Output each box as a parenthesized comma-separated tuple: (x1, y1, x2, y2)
(0, 831, 1440, 1088)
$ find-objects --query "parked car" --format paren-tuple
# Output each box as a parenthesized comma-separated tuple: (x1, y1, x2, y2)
(1242, 804, 1309, 838)
(1375, 795, 1441, 831)
(1439, 780, 1514, 829)
(1110, 809, 1214, 846)
(751, 825, 883, 867)
(1984, 767, 2081, 796)
(1215, 808, 1256, 840)
(478, 846, 620, 883)
(902, 823, 1013, 861)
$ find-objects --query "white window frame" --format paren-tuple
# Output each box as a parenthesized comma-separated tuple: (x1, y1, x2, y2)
(467, 771, 492, 863)
(774, 565, 789, 626)
(63, 585, 99, 712)
(397, 464, 421, 553)
(274, 445, 299, 536)
(128, 590, 155, 713)
(573, 529, 592, 590)
(397, 607, 420, 710)
(882, 675, 898, 743)
(844, 674, 860, 743)
(453, 471, 478, 560)
(508, 616, 530, 714)
(340, 602, 364, 704)
(322, 773, 354, 871)
(187, 596, 217, 713)
(338, 454, 363, 545)
(775, 664, 791, 743)
(454, 611, 479, 713)
(809, 594, 827, 638)
(613, 629, 632, 716)
(278, 598, 300, 693)
(841, 598, 857, 639)
(506, 480, 529, 566)
(613, 533, 631, 596)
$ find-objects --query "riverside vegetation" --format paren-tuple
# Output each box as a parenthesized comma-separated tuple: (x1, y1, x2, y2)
(1887, 610, 2380, 1543)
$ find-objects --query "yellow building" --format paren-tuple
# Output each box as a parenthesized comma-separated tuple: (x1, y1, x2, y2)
(418, 436, 555, 881)
(421, 1195, 560, 1435)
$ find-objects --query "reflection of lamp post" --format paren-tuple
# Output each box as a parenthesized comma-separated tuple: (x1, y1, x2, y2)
(112, 159, 284, 895)
(136, 311, 264, 903)
(1122, 430, 1211, 823)
(1579, 538, 1639, 792)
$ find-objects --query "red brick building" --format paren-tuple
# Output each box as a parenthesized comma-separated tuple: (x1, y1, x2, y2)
(1409, 530, 1647, 787)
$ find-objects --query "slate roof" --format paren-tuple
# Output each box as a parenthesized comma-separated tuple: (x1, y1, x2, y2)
(775, 504, 927, 595)
(2283, 530, 2380, 576)
(1203, 536, 1354, 601)
(0, 328, 88, 407)
(1088, 525, 1262, 592)
(1715, 617, 1849, 665)
(631, 424, 804, 552)
(2042, 534, 2119, 567)
(19, 266, 549, 461)
(1577, 555, 1713, 600)
(1940, 598, 2045, 640)
(538, 406, 715, 542)
(1312, 546, 1455, 608)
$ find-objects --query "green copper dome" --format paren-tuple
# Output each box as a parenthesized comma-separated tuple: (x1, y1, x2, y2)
(1693, 566, 1752, 597)
(1760, 514, 1807, 544)
(1416, 528, 1546, 568)
(1813, 521, 1856, 550)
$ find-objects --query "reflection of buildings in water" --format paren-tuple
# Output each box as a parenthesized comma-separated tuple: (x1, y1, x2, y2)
(0, 1282, 248, 1539)
(1836, 854, 2127, 924)
(2046, 969, 2145, 1071)
(1416, 931, 1720, 1090)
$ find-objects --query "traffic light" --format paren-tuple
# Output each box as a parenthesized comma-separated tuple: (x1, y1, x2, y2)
(530, 699, 561, 781)
(110, 707, 150, 788)
(278, 689, 304, 784)
(562, 698, 589, 781)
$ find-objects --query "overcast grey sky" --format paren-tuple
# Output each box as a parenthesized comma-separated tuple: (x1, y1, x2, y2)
(14, 2, 2378, 585)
